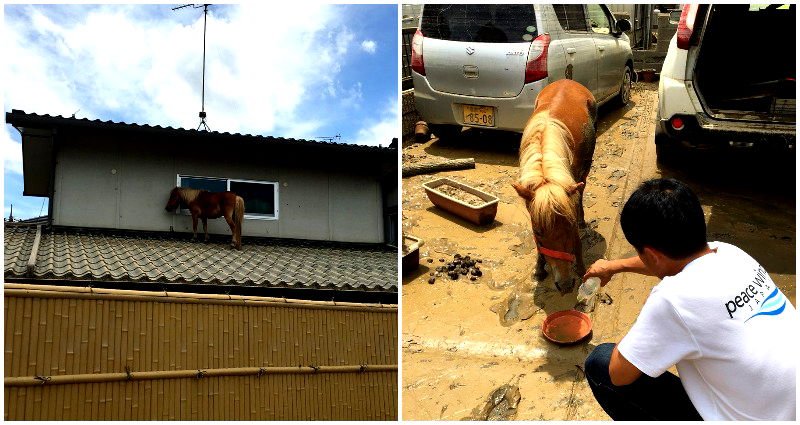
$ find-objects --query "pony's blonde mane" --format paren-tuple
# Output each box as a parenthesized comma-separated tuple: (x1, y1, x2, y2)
(177, 187, 202, 203)
(518, 111, 577, 230)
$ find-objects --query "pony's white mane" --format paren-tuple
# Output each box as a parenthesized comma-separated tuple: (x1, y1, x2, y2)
(518, 111, 578, 229)
(177, 187, 202, 203)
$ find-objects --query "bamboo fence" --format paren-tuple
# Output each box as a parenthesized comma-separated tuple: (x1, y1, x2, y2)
(4, 283, 398, 420)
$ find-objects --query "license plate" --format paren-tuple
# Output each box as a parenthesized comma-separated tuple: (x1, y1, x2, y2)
(462, 105, 495, 127)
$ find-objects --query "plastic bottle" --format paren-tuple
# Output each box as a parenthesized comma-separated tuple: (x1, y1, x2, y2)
(577, 277, 601, 303)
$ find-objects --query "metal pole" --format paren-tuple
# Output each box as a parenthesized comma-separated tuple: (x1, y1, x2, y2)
(201, 4, 207, 114)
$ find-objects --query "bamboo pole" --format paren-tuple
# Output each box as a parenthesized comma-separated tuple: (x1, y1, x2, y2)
(5, 365, 398, 387)
(4, 283, 396, 312)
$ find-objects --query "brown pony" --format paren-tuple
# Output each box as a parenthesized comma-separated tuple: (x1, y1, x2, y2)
(165, 187, 245, 250)
(511, 79, 597, 294)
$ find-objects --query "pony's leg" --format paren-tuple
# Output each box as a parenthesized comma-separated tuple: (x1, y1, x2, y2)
(224, 214, 237, 248)
(202, 218, 209, 243)
(534, 252, 548, 280)
(575, 232, 586, 277)
(191, 213, 199, 241)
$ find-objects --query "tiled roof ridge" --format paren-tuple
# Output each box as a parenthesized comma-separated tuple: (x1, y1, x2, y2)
(9, 223, 395, 252)
(4, 223, 398, 293)
(6, 109, 396, 152)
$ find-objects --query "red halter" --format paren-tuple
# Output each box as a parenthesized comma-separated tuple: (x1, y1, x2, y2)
(532, 233, 576, 263)
(528, 180, 577, 262)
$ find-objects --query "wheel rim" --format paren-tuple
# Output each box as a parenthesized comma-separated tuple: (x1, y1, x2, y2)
(621, 69, 632, 104)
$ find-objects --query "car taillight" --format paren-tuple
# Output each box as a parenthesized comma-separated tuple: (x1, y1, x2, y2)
(677, 4, 699, 50)
(411, 29, 425, 75)
(525, 33, 550, 83)
(671, 116, 684, 130)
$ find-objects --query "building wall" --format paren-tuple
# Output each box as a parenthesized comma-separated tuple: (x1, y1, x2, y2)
(3, 284, 398, 420)
(52, 133, 385, 243)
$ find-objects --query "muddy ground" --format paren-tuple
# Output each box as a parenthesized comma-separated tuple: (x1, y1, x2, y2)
(401, 82, 796, 420)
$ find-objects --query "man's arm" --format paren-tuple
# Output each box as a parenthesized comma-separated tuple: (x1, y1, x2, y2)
(609, 343, 643, 386)
(583, 255, 656, 286)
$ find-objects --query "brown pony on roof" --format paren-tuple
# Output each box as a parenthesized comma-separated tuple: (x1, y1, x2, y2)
(165, 187, 244, 250)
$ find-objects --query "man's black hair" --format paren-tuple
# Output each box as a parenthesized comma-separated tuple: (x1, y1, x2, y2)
(620, 178, 707, 259)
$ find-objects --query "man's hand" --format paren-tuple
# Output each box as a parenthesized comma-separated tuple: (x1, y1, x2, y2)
(583, 258, 617, 287)
(582, 255, 655, 287)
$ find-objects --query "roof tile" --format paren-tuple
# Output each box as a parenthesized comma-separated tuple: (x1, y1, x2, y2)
(5, 224, 397, 292)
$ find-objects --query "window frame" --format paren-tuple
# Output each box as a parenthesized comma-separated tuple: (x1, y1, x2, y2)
(176, 174, 280, 221)
(586, 4, 613, 35)
(553, 4, 591, 33)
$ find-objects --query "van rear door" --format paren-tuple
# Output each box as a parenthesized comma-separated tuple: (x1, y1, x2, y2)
(420, 4, 537, 98)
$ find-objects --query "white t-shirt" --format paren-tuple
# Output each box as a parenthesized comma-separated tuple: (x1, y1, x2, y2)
(618, 241, 796, 420)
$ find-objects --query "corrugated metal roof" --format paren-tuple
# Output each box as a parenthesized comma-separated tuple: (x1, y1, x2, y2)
(4, 224, 397, 293)
(5, 109, 395, 154)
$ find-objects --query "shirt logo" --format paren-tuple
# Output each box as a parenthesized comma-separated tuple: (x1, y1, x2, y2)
(745, 287, 787, 322)
(723, 265, 786, 322)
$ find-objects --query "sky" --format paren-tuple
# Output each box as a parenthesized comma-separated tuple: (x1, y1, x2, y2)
(2, 3, 399, 220)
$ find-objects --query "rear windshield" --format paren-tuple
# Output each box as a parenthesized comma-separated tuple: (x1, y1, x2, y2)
(420, 4, 538, 43)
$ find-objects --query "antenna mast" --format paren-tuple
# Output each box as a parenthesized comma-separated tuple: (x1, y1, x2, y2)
(172, 4, 212, 131)
(314, 134, 342, 143)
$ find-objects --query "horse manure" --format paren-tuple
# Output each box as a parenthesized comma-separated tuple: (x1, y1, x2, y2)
(427, 258, 434, 263)
(440, 258, 446, 262)
(435, 252, 490, 283)
(428, 277, 436, 284)
(462, 384, 521, 421)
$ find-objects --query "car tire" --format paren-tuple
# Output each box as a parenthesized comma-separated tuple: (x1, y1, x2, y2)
(429, 124, 463, 142)
(613, 66, 633, 107)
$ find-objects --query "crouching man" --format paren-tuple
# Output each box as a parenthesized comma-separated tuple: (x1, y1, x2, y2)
(582, 178, 796, 421)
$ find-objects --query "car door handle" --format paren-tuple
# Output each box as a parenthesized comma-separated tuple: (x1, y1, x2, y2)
(597, 47, 605, 52)
(566, 47, 576, 54)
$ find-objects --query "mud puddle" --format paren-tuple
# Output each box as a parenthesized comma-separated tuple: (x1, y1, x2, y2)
(462, 384, 522, 421)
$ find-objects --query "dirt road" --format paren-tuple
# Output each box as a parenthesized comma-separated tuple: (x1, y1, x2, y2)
(400, 82, 795, 420)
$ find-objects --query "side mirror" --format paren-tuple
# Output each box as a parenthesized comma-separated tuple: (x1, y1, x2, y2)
(616, 19, 632, 33)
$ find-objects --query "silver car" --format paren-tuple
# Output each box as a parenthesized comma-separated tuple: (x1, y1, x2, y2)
(411, 4, 633, 137)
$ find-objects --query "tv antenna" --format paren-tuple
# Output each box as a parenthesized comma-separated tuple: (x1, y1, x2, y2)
(172, 4, 212, 131)
(314, 134, 342, 143)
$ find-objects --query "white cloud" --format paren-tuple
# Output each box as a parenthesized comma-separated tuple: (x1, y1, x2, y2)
(2, 4, 365, 137)
(2, 126, 23, 176)
(360, 39, 377, 54)
(349, 97, 398, 147)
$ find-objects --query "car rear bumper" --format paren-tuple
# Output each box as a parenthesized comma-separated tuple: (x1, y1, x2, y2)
(412, 71, 546, 133)
(656, 112, 796, 150)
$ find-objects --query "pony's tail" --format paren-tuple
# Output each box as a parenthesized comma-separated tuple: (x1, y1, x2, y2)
(234, 196, 244, 249)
